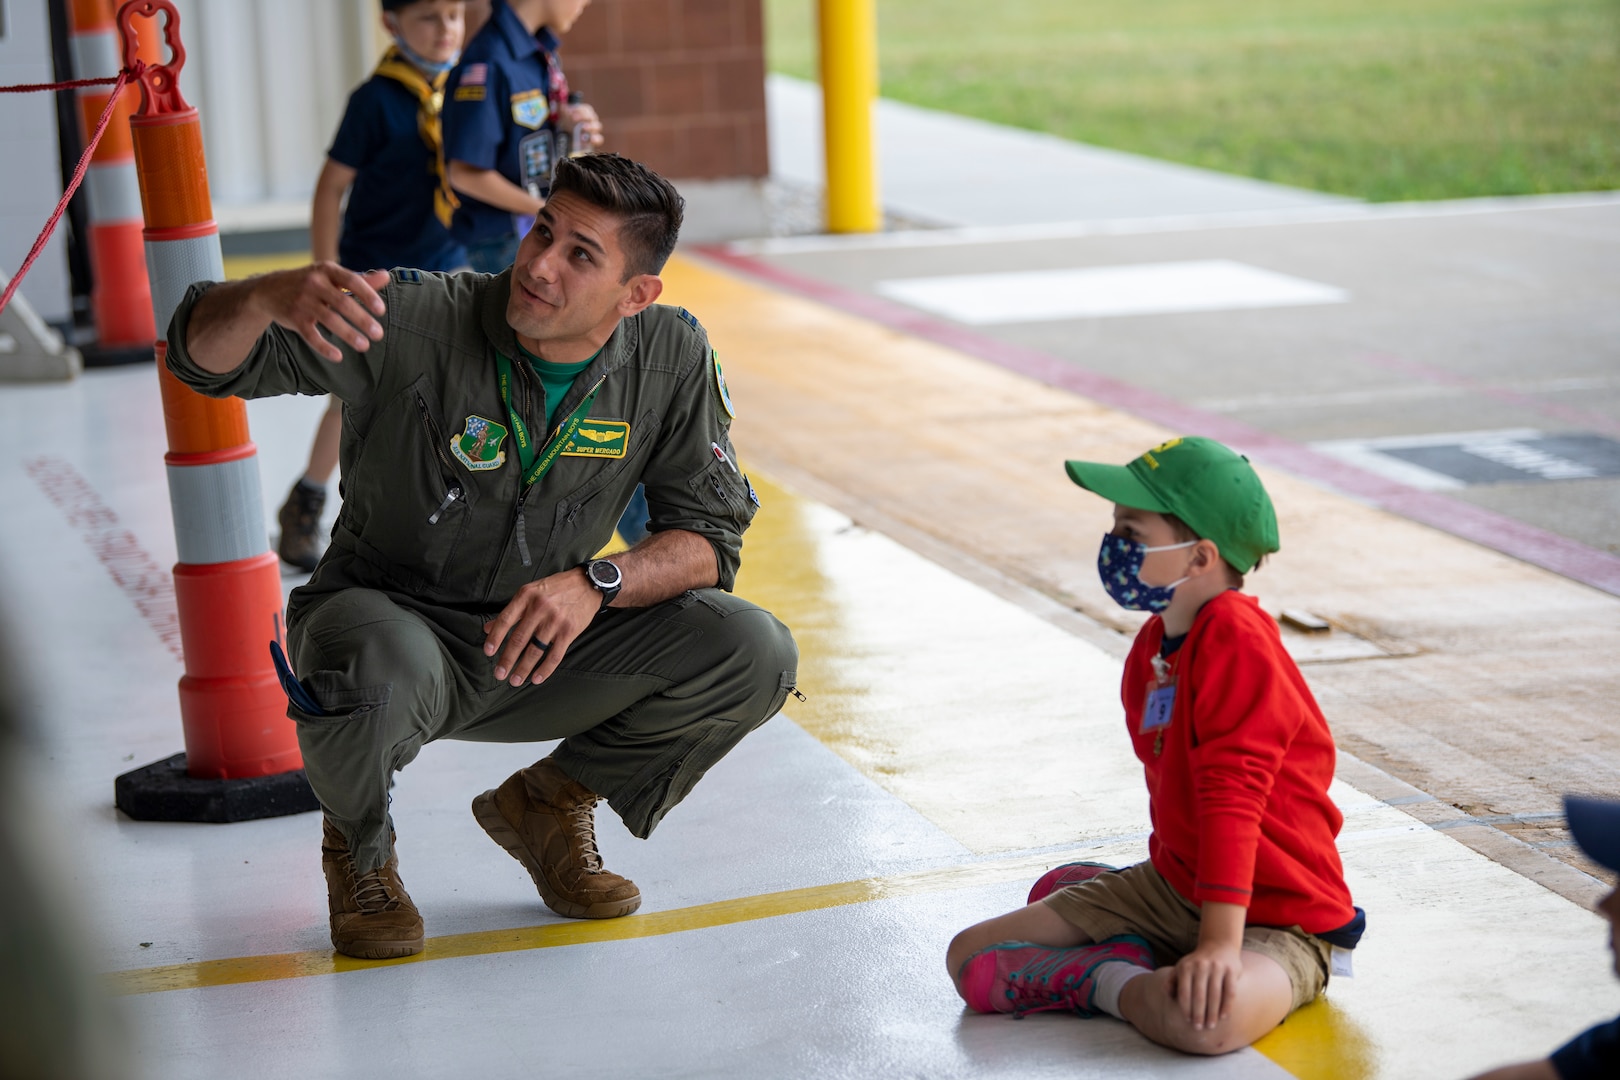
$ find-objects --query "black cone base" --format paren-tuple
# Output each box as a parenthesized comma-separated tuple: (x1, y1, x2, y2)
(115, 752, 320, 823)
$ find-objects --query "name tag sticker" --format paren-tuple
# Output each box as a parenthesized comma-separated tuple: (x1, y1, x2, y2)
(1141, 682, 1175, 733)
(560, 419, 630, 459)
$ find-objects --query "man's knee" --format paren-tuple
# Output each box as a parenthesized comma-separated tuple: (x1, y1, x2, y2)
(690, 595, 799, 720)
(290, 589, 448, 718)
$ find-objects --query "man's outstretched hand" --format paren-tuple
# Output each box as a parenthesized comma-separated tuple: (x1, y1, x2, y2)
(483, 568, 601, 687)
(186, 263, 390, 374)
(252, 263, 389, 363)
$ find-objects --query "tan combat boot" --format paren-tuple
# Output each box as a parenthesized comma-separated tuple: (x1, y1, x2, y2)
(320, 819, 425, 959)
(471, 758, 642, 919)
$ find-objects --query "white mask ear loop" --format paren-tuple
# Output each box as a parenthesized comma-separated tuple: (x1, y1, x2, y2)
(1140, 538, 1197, 593)
(1140, 539, 1198, 554)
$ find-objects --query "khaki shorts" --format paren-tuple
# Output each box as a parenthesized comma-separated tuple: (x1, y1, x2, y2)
(1043, 861, 1331, 1013)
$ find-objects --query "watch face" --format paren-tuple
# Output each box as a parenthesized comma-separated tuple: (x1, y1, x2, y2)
(590, 560, 622, 589)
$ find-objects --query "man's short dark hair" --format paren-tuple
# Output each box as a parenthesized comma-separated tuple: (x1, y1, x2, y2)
(550, 153, 685, 279)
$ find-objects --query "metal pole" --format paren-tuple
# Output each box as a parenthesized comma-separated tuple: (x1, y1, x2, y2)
(817, 0, 880, 233)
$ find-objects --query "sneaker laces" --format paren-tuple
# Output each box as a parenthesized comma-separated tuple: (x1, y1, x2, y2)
(1005, 950, 1091, 1016)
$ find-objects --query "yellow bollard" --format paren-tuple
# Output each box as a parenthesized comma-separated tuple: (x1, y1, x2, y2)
(818, 0, 880, 233)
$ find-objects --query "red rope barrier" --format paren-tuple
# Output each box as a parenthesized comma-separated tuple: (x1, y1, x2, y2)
(0, 74, 123, 94)
(0, 62, 145, 319)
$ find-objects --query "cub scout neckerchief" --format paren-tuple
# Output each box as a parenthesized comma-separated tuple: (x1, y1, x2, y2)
(374, 46, 460, 228)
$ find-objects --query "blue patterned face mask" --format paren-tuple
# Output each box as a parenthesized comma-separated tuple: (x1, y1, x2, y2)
(1097, 533, 1197, 612)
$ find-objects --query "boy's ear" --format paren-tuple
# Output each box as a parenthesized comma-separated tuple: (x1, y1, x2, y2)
(1192, 538, 1224, 576)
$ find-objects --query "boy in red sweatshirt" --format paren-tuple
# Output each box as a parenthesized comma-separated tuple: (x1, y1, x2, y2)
(946, 436, 1363, 1056)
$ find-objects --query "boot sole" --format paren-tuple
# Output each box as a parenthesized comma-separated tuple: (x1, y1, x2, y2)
(472, 790, 642, 920)
(331, 936, 425, 961)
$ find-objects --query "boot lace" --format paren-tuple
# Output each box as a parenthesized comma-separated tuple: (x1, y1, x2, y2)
(561, 797, 604, 873)
(353, 867, 405, 913)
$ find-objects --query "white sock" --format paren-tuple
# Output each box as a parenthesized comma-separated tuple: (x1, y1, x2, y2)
(1090, 960, 1151, 1020)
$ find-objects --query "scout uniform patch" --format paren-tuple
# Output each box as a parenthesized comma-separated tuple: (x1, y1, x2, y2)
(510, 89, 548, 130)
(451, 414, 509, 471)
(712, 350, 735, 418)
(561, 419, 630, 459)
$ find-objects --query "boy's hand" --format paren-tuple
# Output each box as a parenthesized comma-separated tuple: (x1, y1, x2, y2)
(249, 264, 389, 363)
(565, 101, 604, 151)
(1170, 940, 1243, 1030)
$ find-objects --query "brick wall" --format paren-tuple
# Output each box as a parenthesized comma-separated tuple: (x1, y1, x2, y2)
(561, 0, 769, 181)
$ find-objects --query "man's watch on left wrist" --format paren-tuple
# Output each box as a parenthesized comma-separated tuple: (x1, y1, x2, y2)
(581, 558, 622, 612)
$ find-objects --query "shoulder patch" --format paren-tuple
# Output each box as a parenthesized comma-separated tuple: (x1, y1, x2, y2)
(674, 307, 702, 332)
(393, 268, 424, 285)
(712, 349, 735, 418)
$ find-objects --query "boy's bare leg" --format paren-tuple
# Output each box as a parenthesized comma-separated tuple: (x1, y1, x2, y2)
(1118, 948, 1293, 1055)
(946, 901, 1092, 993)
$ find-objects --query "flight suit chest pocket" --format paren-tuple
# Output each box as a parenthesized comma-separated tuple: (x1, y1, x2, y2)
(345, 379, 482, 590)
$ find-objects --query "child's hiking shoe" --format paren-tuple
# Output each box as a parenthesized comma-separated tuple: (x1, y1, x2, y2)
(959, 935, 1153, 1017)
(1027, 861, 1119, 905)
(276, 479, 326, 572)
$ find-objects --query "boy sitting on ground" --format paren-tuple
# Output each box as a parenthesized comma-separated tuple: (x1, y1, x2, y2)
(946, 436, 1364, 1056)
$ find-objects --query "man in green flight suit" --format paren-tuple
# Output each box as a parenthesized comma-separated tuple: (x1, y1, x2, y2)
(166, 153, 799, 959)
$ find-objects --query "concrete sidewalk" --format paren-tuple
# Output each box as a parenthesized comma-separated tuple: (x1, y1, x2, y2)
(766, 74, 1353, 228)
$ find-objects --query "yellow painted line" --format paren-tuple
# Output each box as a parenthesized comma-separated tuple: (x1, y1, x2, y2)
(105, 849, 1095, 997)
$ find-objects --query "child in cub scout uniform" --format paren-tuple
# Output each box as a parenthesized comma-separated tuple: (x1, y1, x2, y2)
(442, 0, 603, 274)
(946, 437, 1365, 1056)
(164, 154, 798, 961)
(275, 0, 470, 573)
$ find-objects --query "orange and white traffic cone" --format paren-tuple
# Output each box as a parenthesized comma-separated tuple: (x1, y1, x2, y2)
(112, 0, 317, 822)
(66, 0, 156, 362)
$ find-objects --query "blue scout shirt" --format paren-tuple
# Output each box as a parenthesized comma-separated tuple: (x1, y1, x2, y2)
(1553, 1015, 1620, 1079)
(442, 0, 569, 247)
(328, 74, 466, 274)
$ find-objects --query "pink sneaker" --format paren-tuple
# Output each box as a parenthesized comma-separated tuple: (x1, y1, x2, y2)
(1027, 861, 1118, 905)
(959, 935, 1153, 1017)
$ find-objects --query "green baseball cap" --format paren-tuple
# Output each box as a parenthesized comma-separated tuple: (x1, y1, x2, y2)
(1064, 436, 1279, 573)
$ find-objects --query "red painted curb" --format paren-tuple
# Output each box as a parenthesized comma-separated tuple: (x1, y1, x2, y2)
(693, 244, 1620, 598)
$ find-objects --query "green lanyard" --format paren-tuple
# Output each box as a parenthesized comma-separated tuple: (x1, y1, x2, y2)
(496, 352, 605, 489)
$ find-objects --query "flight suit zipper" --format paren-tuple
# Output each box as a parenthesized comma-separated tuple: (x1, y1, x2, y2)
(415, 394, 463, 524)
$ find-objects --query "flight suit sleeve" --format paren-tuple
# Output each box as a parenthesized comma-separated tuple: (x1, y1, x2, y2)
(638, 324, 757, 592)
(162, 279, 392, 408)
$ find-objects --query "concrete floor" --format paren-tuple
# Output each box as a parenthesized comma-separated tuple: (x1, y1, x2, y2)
(1, 260, 1617, 1077)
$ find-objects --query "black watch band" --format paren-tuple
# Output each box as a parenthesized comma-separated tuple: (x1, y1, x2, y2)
(582, 559, 622, 612)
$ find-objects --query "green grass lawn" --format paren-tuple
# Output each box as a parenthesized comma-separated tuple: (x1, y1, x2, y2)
(764, 0, 1620, 201)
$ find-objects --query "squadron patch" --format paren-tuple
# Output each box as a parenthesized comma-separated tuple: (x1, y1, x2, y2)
(451, 414, 508, 471)
(712, 350, 735, 418)
(560, 419, 630, 459)
(510, 89, 548, 130)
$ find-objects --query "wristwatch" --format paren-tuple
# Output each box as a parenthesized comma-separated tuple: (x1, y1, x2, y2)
(581, 558, 622, 611)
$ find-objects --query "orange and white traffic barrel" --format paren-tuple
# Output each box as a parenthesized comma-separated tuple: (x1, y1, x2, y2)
(66, 0, 156, 354)
(112, 0, 316, 822)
